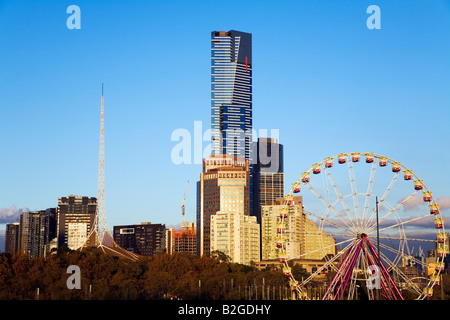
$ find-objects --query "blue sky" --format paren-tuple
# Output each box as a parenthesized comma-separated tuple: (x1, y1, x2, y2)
(0, 0, 449, 241)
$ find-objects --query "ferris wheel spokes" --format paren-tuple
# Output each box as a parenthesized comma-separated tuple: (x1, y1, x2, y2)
(364, 171, 401, 231)
(299, 240, 356, 287)
(377, 243, 427, 296)
(367, 190, 420, 232)
(305, 182, 359, 231)
(287, 237, 355, 262)
(377, 234, 437, 243)
(365, 238, 405, 300)
(362, 161, 378, 226)
(367, 213, 432, 236)
(288, 231, 354, 239)
(323, 166, 358, 229)
(378, 241, 429, 271)
(305, 209, 354, 235)
(347, 159, 362, 229)
(322, 239, 360, 300)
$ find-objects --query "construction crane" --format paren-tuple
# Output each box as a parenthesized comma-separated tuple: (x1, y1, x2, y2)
(181, 180, 189, 228)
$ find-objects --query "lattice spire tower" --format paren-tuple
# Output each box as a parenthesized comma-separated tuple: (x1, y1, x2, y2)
(81, 84, 139, 261)
(95, 83, 107, 245)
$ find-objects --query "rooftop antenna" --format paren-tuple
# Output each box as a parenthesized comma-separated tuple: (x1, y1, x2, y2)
(181, 180, 189, 228)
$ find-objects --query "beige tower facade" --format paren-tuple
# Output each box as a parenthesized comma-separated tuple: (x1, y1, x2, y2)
(210, 211, 260, 265)
(261, 197, 305, 260)
(261, 196, 335, 261)
(304, 218, 336, 260)
(197, 154, 260, 264)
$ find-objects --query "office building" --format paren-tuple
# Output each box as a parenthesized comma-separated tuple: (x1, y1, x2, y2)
(252, 138, 284, 225)
(43, 208, 58, 253)
(261, 196, 335, 261)
(57, 195, 97, 250)
(211, 30, 252, 160)
(210, 211, 260, 265)
(113, 222, 166, 256)
(19, 210, 50, 258)
(261, 197, 304, 261)
(19, 210, 40, 258)
(7, 207, 57, 257)
(197, 154, 251, 257)
(5, 222, 20, 254)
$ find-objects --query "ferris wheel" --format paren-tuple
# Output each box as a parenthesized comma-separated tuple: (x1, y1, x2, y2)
(277, 152, 446, 300)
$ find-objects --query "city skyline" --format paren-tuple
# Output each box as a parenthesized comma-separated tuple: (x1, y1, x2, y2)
(1, 0, 450, 250)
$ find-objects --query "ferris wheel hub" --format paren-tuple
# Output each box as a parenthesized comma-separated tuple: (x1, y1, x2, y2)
(358, 233, 368, 239)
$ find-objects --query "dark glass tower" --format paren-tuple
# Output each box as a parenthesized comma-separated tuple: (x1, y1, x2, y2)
(253, 138, 284, 225)
(211, 30, 252, 160)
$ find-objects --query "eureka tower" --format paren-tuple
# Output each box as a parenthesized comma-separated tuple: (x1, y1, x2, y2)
(210, 30, 252, 160)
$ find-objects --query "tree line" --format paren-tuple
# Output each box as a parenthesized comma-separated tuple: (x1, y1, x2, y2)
(0, 247, 308, 300)
(1, 246, 448, 300)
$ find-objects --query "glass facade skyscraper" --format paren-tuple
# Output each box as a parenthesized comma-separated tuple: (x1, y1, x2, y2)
(252, 138, 284, 226)
(198, 30, 259, 263)
(211, 30, 252, 160)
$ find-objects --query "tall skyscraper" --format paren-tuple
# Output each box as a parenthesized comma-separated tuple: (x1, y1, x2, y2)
(57, 195, 97, 250)
(199, 30, 260, 264)
(253, 138, 284, 225)
(211, 30, 252, 160)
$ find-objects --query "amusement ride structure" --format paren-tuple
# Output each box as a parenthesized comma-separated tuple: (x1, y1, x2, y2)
(277, 152, 446, 300)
